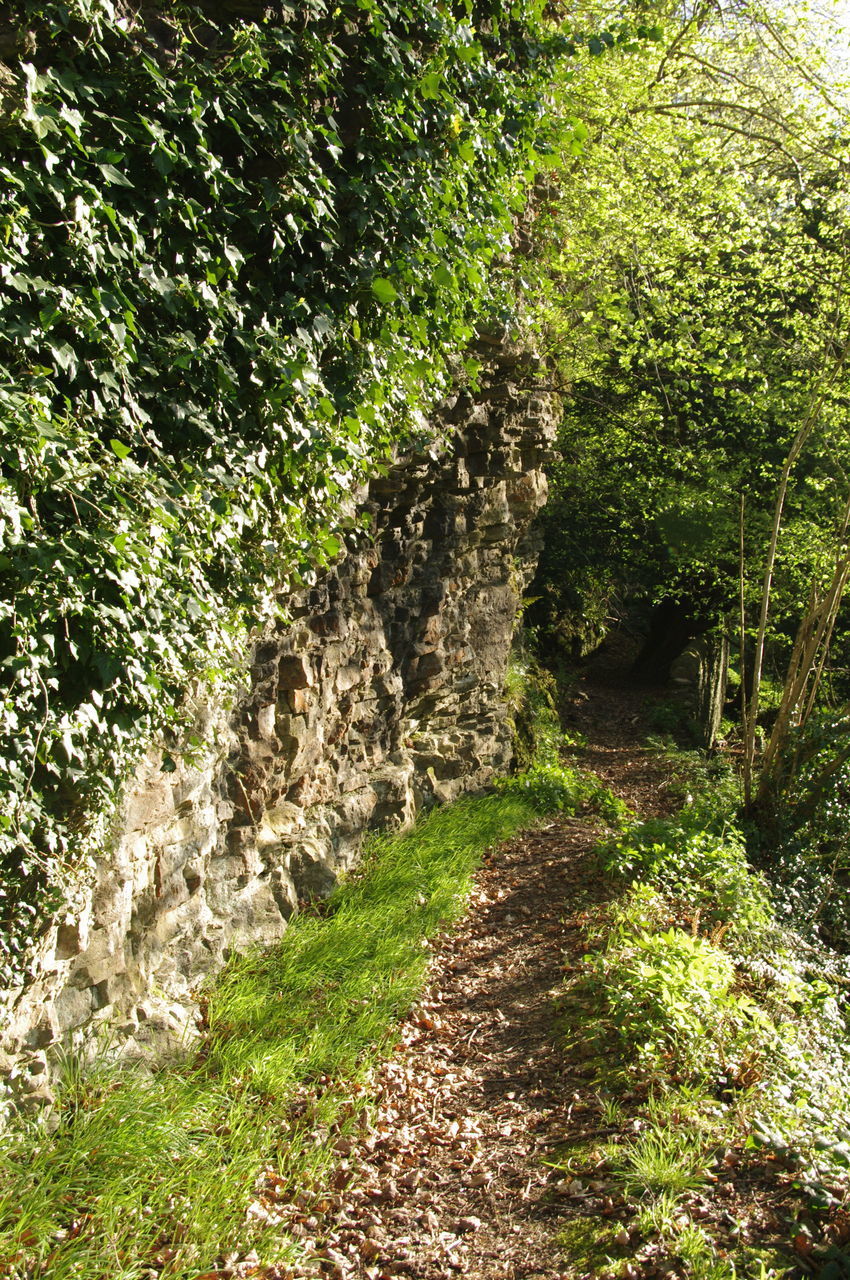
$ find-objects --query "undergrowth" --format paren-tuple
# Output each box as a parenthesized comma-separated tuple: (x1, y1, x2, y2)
(747, 713, 850, 955)
(0, 746, 611, 1280)
(558, 738, 850, 1279)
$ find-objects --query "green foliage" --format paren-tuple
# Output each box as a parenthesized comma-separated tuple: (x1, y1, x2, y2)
(0, 0, 564, 978)
(584, 914, 776, 1082)
(555, 731, 850, 1277)
(500, 647, 630, 821)
(504, 647, 563, 771)
(644, 736, 743, 828)
(498, 759, 627, 820)
(574, 735, 850, 1206)
(737, 706, 850, 952)
(0, 784, 548, 1279)
(528, 2, 850, 675)
(600, 817, 771, 940)
(644, 698, 693, 740)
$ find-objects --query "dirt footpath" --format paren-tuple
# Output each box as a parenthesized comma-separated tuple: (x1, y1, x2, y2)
(262, 654, 671, 1280)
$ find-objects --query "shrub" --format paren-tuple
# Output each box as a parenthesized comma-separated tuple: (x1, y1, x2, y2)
(600, 817, 771, 939)
(583, 920, 776, 1083)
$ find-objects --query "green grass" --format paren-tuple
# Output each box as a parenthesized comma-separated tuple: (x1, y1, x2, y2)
(612, 1127, 712, 1201)
(0, 788, 552, 1280)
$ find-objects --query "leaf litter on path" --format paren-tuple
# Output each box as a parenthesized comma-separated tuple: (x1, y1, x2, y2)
(245, 647, 678, 1280)
(252, 812, 611, 1280)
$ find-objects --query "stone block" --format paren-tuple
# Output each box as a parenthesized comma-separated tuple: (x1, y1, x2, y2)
(124, 781, 175, 833)
(228, 879, 294, 949)
(332, 787, 377, 834)
(309, 609, 345, 638)
(477, 520, 514, 546)
(22, 1019, 54, 1051)
(12, 1084, 57, 1115)
(288, 838, 337, 900)
(54, 918, 88, 961)
(207, 854, 250, 889)
(257, 801, 305, 846)
(54, 986, 94, 1034)
(277, 654, 313, 689)
(336, 664, 362, 693)
(256, 704, 277, 740)
(275, 712, 308, 753)
(288, 687, 311, 714)
(24, 1052, 49, 1081)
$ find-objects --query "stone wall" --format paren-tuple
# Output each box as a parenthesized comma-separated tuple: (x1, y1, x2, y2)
(0, 352, 559, 1112)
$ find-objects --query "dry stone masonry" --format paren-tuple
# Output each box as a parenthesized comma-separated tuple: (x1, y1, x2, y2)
(0, 351, 559, 1113)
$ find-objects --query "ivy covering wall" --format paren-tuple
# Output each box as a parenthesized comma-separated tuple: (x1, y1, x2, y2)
(0, 0, 567, 980)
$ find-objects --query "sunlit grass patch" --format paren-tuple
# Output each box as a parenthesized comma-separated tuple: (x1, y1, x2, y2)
(611, 1126, 713, 1201)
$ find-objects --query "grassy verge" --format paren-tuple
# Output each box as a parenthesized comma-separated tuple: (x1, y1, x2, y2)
(555, 744, 850, 1280)
(0, 760, 604, 1280)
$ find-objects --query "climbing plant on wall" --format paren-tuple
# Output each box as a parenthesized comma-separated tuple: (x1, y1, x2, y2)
(0, 0, 573, 980)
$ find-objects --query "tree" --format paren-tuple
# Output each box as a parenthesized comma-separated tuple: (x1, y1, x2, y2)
(527, 0, 850, 727)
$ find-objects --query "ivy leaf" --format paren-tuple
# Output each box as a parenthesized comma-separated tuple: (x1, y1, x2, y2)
(98, 162, 135, 187)
(420, 72, 442, 100)
(434, 264, 456, 291)
(52, 344, 77, 375)
(371, 276, 399, 304)
(109, 439, 132, 460)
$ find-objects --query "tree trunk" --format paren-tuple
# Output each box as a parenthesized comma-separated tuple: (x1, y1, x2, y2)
(694, 632, 729, 748)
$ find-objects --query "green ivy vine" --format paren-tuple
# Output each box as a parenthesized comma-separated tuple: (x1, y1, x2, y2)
(0, 0, 567, 981)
